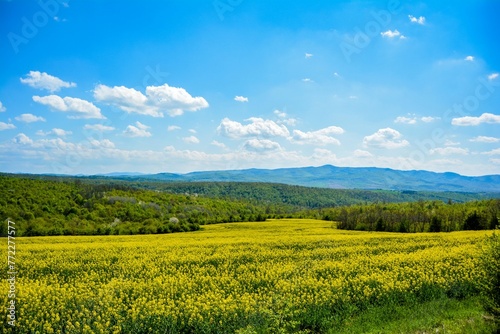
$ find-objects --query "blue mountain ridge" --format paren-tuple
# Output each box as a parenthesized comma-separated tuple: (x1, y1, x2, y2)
(107, 165, 500, 193)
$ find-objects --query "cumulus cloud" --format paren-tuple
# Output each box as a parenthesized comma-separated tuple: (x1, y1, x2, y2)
(444, 139, 460, 146)
(15, 113, 46, 123)
(464, 56, 474, 62)
(290, 126, 344, 146)
(408, 15, 425, 25)
(243, 139, 282, 152)
(363, 128, 409, 149)
(274, 110, 287, 118)
(89, 139, 115, 149)
(353, 149, 373, 158)
(0, 101, 6, 112)
(83, 124, 115, 131)
(94, 83, 208, 117)
(33, 95, 104, 119)
(451, 113, 500, 126)
(470, 136, 500, 143)
(13, 133, 33, 145)
(305, 53, 313, 58)
(20, 71, 76, 92)
(482, 148, 500, 156)
(167, 125, 181, 131)
(52, 128, 72, 137)
(0, 122, 16, 131)
(430, 147, 469, 155)
(217, 117, 290, 139)
(234, 96, 248, 102)
(123, 121, 152, 137)
(381, 29, 406, 39)
(394, 116, 417, 124)
(488, 73, 499, 81)
(421, 116, 439, 123)
(211, 140, 226, 149)
(274, 109, 298, 126)
(183, 136, 200, 144)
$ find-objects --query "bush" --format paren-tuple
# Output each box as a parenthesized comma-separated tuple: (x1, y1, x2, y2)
(479, 231, 500, 329)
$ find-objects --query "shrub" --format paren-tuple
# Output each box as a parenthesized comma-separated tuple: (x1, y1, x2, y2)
(479, 231, 500, 329)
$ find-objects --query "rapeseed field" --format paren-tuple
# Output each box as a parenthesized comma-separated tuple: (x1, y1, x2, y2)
(1, 220, 490, 333)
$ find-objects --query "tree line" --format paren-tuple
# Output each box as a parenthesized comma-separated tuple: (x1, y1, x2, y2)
(0, 174, 498, 236)
(320, 199, 500, 232)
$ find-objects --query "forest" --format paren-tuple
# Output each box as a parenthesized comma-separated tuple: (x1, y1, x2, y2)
(0, 173, 498, 236)
(321, 199, 500, 232)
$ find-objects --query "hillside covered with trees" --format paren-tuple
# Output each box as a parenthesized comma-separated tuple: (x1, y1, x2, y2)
(0, 174, 499, 236)
(321, 199, 500, 232)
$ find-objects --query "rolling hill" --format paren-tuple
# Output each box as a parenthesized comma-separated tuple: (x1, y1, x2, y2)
(114, 165, 500, 193)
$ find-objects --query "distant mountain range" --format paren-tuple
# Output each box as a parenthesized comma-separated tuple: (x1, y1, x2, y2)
(103, 165, 500, 193)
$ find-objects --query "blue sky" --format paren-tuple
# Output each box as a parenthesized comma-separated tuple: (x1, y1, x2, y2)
(1, 0, 499, 176)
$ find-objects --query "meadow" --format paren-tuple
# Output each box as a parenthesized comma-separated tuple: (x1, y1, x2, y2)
(1, 219, 493, 333)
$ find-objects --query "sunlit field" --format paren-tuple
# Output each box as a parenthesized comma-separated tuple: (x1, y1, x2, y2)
(1, 219, 491, 333)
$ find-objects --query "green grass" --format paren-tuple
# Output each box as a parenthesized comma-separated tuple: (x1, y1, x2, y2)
(331, 296, 496, 334)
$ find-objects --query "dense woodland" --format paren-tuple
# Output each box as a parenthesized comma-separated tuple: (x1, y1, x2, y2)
(321, 199, 500, 232)
(0, 174, 499, 236)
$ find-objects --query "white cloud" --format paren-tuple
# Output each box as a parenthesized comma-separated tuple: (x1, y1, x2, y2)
(52, 128, 72, 137)
(431, 158, 463, 166)
(470, 136, 500, 143)
(305, 53, 313, 59)
(394, 116, 417, 124)
(353, 149, 373, 158)
(20, 71, 76, 92)
(83, 124, 115, 132)
(444, 139, 460, 146)
(123, 121, 152, 137)
(290, 126, 344, 146)
(211, 140, 226, 149)
(274, 109, 287, 118)
(189, 129, 197, 134)
(33, 95, 104, 119)
(421, 116, 439, 123)
(234, 96, 248, 102)
(89, 139, 115, 149)
(302, 78, 313, 83)
(37, 128, 72, 137)
(488, 73, 499, 81)
(0, 122, 16, 131)
(217, 117, 290, 139)
(183, 136, 200, 144)
(482, 148, 500, 156)
(452, 113, 500, 126)
(430, 147, 469, 155)
(408, 15, 425, 25)
(363, 128, 409, 149)
(94, 83, 209, 117)
(0, 101, 6, 112)
(15, 113, 46, 123)
(244, 139, 282, 152)
(13, 133, 33, 145)
(464, 56, 474, 62)
(274, 109, 298, 126)
(381, 29, 405, 39)
(311, 148, 337, 161)
(333, 72, 342, 78)
(167, 125, 181, 131)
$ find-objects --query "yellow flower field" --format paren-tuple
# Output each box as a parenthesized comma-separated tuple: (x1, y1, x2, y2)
(1, 219, 491, 333)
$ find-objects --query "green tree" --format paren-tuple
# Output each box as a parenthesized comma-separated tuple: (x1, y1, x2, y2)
(479, 231, 500, 330)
